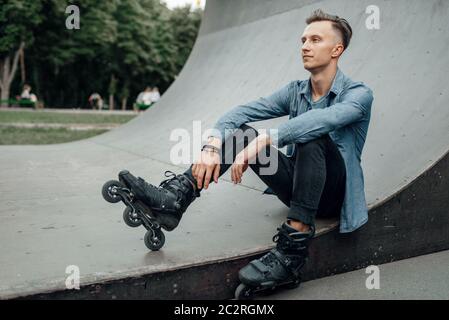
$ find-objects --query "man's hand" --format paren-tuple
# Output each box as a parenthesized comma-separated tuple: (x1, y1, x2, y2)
(231, 152, 248, 184)
(192, 151, 220, 190)
(192, 137, 222, 190)
(230, 133, 272, 184)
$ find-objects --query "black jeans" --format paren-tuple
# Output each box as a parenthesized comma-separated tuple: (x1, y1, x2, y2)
(184, 124, 346, 228)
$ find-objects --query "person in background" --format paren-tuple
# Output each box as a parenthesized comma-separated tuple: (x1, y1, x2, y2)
(135, 86, 154, 112)
(88, 93, 104, 110)
(151, 87, 161, 104)
(20, 84, 38, 107)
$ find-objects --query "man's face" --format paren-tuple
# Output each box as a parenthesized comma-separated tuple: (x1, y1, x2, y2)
(300, 21, 343, 71)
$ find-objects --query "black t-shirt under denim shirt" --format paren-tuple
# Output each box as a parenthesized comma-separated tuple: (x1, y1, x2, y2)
(262, 93, 329, 195)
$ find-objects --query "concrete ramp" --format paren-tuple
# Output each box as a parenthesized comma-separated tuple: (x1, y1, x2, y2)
(1, 0, 448, 299)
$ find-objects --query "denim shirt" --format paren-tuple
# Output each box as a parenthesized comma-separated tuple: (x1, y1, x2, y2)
(212, 68, 374, 233)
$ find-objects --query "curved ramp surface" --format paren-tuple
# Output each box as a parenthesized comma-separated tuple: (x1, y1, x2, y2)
(1, 0, 448, 299)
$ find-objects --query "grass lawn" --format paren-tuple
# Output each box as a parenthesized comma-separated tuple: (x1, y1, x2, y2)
(0, 127, 109, 145)
(0, 109, 136, 124)
(0, 109, 136, 145)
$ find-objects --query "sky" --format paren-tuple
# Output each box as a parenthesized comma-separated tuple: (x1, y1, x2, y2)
(162, 0, 206, 10)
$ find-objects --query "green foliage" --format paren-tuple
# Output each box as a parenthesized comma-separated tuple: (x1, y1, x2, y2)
(169, 5, 202, 71)
(2, 0, 203, 108)
(35, 0, 118, 67)
(0, 0, 43, 56)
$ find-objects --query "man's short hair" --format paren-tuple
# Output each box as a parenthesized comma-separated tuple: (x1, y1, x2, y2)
(306, 9, 353, 51)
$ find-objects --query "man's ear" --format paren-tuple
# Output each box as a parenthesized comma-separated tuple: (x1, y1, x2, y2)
(331, 43, 344, 58)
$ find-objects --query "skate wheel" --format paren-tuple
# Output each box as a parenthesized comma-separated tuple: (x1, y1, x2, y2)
(123, 207, 142, 228)
(235, 283, 254, 300)
(102, 180, 124, 203)
(144, 228, 165, 251)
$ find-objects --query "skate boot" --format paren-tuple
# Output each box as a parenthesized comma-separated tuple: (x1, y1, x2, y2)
(235, 221, 315, 299)
(118, 170, 200, 231)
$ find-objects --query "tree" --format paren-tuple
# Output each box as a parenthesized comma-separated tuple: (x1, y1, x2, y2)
(110, 0, 177, 108)
(108, 74, 117, 110)
(0, 0, 43, 106)
(168, 5, 202, 72)
(28, 0, 117, 108)
(2, 0, 203, 109)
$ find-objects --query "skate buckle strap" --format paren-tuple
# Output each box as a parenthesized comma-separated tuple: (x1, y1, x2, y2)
(272, 250, 302, 278)
(250, 259, 270, 273)
(273, 227, 313, 252)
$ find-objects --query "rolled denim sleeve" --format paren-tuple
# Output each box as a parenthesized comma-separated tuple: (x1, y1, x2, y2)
(271, 83, 373, 148)
(210, 82, 293, 143)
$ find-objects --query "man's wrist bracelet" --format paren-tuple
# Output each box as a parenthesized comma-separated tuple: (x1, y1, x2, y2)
(201, 144, 220, 153)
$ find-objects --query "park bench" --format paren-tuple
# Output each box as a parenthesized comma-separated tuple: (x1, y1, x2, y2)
(0, 98, 37, 108)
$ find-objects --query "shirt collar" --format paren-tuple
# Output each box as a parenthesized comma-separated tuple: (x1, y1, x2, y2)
(299, 67, 344, 99)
